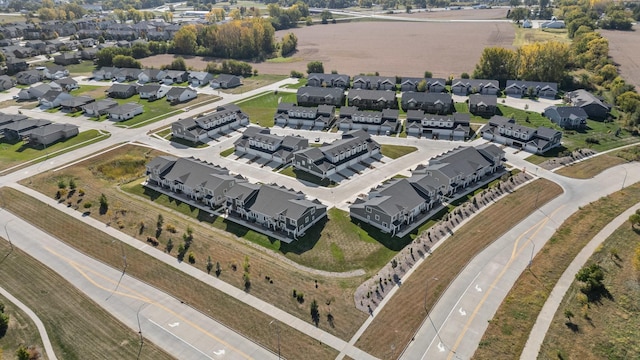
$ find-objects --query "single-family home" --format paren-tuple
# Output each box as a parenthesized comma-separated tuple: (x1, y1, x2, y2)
(166, 87, 197, 104)
(481, 115, 562, 154)
(468, 94, 498, 116)
(42, 65, 68, 80)
(80, 47, 99, 60)
(543, 106, 588, 129)
(15, 70, 41, 85)
(541, 19, 565, 28)
(2, 119, 51, 141)
(6, 58, 28, 75)
(504, 80, 558, 99)
(138, 69, 166, 84)
(234, 127, 309, 165)
(564, 89, 611, 120)
(53, 52, 81, 66)
(210, 74, 242, 89)
(451, 79, 500, 95)
(297, 87, 345, 107)
(114, 68, 143, 82)
(106, 83, 138, 99)
(171, 104, 249, 142)
(400, 77, 447, 93)
(93, 67, 120, 81)
(108, 102, 144, 121)
(82, 99, 118, 117)
(273, 103, 336, 130)
(28, 123, 79, 146)
(352, 75, 396, 91)
(401, 92, 453, 114)
(18, 84, 52, 100)
(162, 70, 188, 85)
(306, 73, 350, 89)
(51, 77, 79, 92)
(39, 90, 73, 109)
(293, 129, 381, 179)
(0, 75, 15, 91)
(138, 84, 170, 100)
(347, 89, 398, 110)
(188, 71, 214, 87)
(0, 113, 28, 134)
(60, 96, 95, 112)
(405, 110, 470, 140)
(335, 106, 399, 134)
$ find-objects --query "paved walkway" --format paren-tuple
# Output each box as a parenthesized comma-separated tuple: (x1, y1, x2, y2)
(8, 183, 377, 360)
(521, 202, 640, 359)
(0, 287, 58, 360)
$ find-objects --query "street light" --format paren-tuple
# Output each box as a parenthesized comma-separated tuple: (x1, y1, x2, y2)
(424, 277, 446, 349)
(136, 302, 149, 360)
(269, 320, 281, 360)
(621, 166, 628, 190)
(4, 218, 15, 251)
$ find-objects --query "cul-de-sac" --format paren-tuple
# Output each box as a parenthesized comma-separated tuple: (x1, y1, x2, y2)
(0, 0, 639, 359)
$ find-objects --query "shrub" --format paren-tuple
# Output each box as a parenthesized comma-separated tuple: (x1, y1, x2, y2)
(78, 188, 85, 196)
(165, 224, 177, 233)
(83, 202, 92, 209)
(290, 70, 304, 78)
(57, 179, 67, 189)
(188, 252, 196, 264)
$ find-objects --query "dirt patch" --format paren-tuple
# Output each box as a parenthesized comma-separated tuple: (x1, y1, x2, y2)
(141, 21, 515, 78)
(393, 7, 510, 20)
(599, 27, 640, 91)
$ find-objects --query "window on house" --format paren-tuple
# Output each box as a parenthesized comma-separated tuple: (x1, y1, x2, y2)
(382, 222, 387, 228)
(366, 207, 371, 213)
(375, 214, 380, 221)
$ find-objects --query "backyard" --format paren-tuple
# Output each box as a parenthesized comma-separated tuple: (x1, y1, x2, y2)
(236, 91, 298, 127)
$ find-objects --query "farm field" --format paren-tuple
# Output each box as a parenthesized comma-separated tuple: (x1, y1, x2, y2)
(600, 26, 640, 91)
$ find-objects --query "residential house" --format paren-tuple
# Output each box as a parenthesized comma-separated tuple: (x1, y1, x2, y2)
(171, 104, 249, 142)
(80, 47, 99, 60)
(451, 79, 500, 95)
(28, 123, 79, 146)
(92, 67, 120, 81)
(2, 119, 51, 141)
(166, 87, 197, 104)
(114, 68, 143, 82)
(18, 84, 52, 100)
(306, 73, 350, 89)
(39, 90, 73, 109)
(544, 106, 588, 129)
(42, 65, 68, 80)
(6, 58, 28, 75)
(273, 103, 336, 130)
(108, 102, 144, 121)
(80, 38, 96, 47)
(53, 52, 81, 66)
(162, 70, 188, 85)
(335, 106, 399, 134)
(106, 83, 138, 99)
(405, 110, 470, 140)
(138, 69, 166, 84)
(541, 19, 565, 28)
(3, 45, 35, 58)
(224, 183, 327, 240)
(347, 89, 398, 110)
(565, 89, 611, 120)
(138, 84, 170, 100)
(0, 75, 15, 91)
(60, 96, 95, 112)
(51, 77, 79, 92)
(293, 129, 381, 179)
(188, 71, 214, 87)
(82, 99, 118, 117)
(25, 40, 46, 53)
(0, 113, 27, 135)
(401, 92, 453, 114)
(400, 77, 446, 93)
(297, 87, 345, 107)
(351, 75, 396, 91)
(210, 74, 242, 89)
(468, 94, 498, 116)
(145, 156, 242, 208)
(481, 115, 562, 154)
(16, 70, 41, 85)
(234, 127, 309, 165)
(505, 80, 558, 99)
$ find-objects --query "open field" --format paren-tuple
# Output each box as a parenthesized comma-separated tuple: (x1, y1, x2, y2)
(392, 7, 509, 20)
(0, 189, 340, 359)
(539, 222, 640, 360)
(600, 26, 640, 91)
(512, 27, 569, 47)
(0, 239, 173, 360)
(140, 21, 515, 78)
(236, 91, 297, 127)
(356, 179, 563, 359)
(0, 293, 46, 360)
(0, 130, 109, 173)
(474, 181, 640, 359)
(554, 153, 627, 178)
(380, 144, 417, 159)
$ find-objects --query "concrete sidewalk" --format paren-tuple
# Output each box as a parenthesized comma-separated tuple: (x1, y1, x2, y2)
(521, 202, 640, 359)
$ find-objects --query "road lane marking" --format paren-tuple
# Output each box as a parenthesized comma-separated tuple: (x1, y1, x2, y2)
(148, 319, 214, 360)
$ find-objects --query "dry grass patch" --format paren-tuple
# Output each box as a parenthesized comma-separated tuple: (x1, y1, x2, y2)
(356, 179, 563, 359)
(0, 293, 46, 360)
(19, 144, 368, 342)
(0, 239, 172, 360)
(539, 223, 640, 360)
(0, 189, 339, 360)
(474, 181, 640, 359)
(555, 154, 626, 179)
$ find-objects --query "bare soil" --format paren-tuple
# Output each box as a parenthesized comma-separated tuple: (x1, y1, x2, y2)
(599, 27, 640, 91)
(141, 21, 515, 78)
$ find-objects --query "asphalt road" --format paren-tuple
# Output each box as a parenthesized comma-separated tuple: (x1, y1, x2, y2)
(399, 157, 640, 360)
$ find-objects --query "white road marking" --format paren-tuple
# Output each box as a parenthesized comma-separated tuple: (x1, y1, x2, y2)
(213, 349, 226, 356)
(168, 322, 180, 327)
(458, 308, 466, 316)
(437, 342, 445, 352)
(475, 284, 482, 292)
(148, 319, 214, 359)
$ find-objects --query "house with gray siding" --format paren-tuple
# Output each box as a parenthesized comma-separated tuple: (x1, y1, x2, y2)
(401, 92, 453, 114)
(505, 80, 558, 99)
(481, 115, 562, 154)
(405, 111, 470, 140)
(234, 127, 308, 165)
(306, 73, 350, 89)
(352, 75, 396, 91)
(468, 94, 498, 116)
(28, 123, 79, 146)
(451, 79, 500, 95)
(171, 104, 249, 142)
(564, 89, 611, 120)
(297, 87, 345, 107)
(347, 89, 398, 110)
(400, 77, 446, 93)
(273, 103, 336, 130)
(543, 106, 588, 129)
(335, 106, 399, 134)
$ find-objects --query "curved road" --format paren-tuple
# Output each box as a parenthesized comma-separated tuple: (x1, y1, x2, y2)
(0, 287, 58, 360)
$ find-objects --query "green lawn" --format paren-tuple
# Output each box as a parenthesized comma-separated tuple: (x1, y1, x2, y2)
(70, 85, 105, 96)
(220, 147, 235, 157)
(455, 101, 489, 122)
(221, 74, 288, 95)
(155, 128, 172, 139)
(0, 130, 109, 173)
(65, 60, 97, 76)
(282, 78, 308, 89)
(380, 144, 417, 159)
(237, 91, 297, 127)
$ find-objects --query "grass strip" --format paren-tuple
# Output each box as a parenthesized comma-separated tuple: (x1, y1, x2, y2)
(0, 239, 172, 360)
(356, 179, 563, 359)
(0, 188, 339, 360)
(473, 181, 640, 359)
